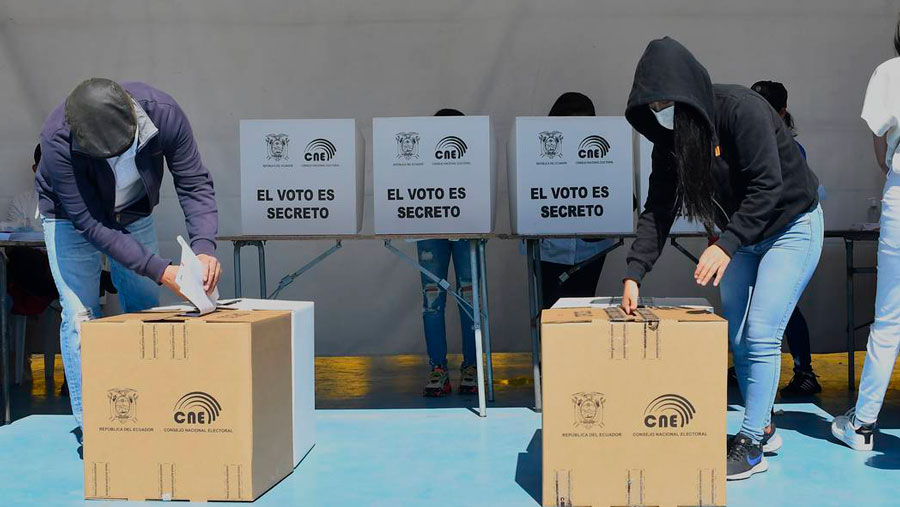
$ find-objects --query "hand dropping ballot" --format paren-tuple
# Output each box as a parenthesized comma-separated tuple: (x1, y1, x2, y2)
(175, 235, 219, 315)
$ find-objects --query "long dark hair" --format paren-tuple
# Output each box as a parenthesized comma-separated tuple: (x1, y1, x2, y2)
(673, 104, 718, 234)
(895, 14, 900, 55)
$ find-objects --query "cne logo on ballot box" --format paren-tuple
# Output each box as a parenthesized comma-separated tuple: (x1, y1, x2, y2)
(508, 116, 635, 235)
(373, 116, 495, 234)
(241, 119, 364, 235)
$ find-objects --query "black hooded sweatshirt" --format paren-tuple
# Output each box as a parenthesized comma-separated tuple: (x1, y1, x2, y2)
(623, 37, 819, 283)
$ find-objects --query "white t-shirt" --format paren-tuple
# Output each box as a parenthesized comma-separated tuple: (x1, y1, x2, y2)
(106, 131, 145, 211)
(862, 57, 900, 173)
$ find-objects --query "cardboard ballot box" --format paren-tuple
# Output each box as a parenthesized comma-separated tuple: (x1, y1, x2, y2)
(551, 296, 713, 312)
(541, 306, 727, 507)
(241, 119, 364, 235)
(638, 135, 705, 234)
(508, 117, 634, 235)
(81, 310, 294, 502)
(372, 116, 495, 234)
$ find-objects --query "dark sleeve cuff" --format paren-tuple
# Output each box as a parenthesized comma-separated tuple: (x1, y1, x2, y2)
(624, 261, 648, 285)
(191, 238, 217, 257)
(715, 231, 741, 257)
(147, 255, 172, 284)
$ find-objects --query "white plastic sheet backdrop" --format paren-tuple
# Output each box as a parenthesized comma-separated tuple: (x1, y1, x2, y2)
(0, 0, 894, 355)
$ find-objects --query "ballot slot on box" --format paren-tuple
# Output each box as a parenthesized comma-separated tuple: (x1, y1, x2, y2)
(638, 134, 706, 234)
(372, 116, 495, 234)
(508, 116, 634, 235)
(240, 119, 364, 235)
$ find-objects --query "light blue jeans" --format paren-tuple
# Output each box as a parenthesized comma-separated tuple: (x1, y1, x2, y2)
(416, 239, 476, 369)
(43, 216, 161, 428)
(720, 204, 824, 443)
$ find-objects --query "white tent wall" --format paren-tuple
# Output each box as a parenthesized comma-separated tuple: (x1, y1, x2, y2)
(0, 0, 893, 356)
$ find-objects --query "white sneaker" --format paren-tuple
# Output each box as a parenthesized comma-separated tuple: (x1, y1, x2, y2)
(831, 410, 875, 451)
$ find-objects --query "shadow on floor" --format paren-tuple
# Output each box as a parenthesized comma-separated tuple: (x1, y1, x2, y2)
(515, 429, 542, 505)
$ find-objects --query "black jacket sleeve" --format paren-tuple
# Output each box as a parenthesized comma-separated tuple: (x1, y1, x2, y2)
(625, 143, 678, 283)
(715, 96, 783, 256)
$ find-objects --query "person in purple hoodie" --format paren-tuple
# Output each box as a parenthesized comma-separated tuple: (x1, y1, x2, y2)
(36, 78, 221, 431)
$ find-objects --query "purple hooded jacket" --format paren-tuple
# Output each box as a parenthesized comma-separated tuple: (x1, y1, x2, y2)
(36, 82, 218, 283)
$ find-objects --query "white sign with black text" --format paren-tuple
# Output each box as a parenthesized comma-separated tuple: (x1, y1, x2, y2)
(638, 135, 705, 234)
(240, 119, 364, 235)
(372, 116, 494, 234)
(508, 116, 634, 235)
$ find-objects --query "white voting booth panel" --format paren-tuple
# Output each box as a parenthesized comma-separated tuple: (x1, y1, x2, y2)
(154, 299, 316, 467)
(372, 116, 495, 234)
(638, 135, 705, 234)
(551, 296, 714, 312)
(508, 117, 634, 235)
(241, 119, 364, 235)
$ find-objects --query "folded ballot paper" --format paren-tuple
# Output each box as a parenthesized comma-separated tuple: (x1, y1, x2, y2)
(175, 235, 219, 315)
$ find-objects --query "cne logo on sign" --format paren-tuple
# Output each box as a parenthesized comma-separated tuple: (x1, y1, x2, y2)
(434, 136, 468, 160)
(577, 135, 611, 159)
(643, 394, 696, 428)
(173, 391, 222, 425)
(304, 138, 337, 162)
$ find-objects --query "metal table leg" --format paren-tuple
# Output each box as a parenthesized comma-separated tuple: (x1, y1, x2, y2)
(1, 250, 10, 424)
(469, 240, 487, 417)
(478, 239, 494, 402)
(525, 239, 542, 412)
(233, 241, 244, 298)
(845, 239, 855, 391)
(256, 242, 267, 299)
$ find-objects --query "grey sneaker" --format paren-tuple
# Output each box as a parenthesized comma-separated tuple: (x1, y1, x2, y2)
(423, 366, 451, 397)
(458, 365, 478, 395)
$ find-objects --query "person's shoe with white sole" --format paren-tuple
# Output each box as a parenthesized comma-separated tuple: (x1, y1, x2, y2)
(727, 433, 767, 481)
(760, 421, 782, 454)
(832, 409, 875, 451)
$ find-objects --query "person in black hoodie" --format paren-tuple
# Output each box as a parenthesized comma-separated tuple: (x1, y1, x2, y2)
(621, 38, 823, 481)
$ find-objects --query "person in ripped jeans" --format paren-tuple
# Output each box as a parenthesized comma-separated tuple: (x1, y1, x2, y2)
(418, 108, 478, 397)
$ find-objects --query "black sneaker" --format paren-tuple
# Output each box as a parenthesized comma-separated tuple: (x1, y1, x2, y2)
(780, 371, 821, 397)
(727, 434, 768, 480)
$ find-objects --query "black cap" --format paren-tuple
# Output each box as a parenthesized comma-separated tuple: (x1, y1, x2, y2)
(65, 78, 136, 158)
(549, 92, 595, 117)
(751, 80, 788, 111)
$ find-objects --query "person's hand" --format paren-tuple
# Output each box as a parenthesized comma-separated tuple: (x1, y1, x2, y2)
(161, 265, 185, 298)
(695, 244, 730, 287)
(197, 254, 222, 295)
(621, 279, 640, 315)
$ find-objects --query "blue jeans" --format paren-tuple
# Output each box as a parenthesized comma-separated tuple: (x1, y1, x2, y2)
(720, 204, 823, 443)
(416, 240, 476, 369)
(43, 216, 161, 428)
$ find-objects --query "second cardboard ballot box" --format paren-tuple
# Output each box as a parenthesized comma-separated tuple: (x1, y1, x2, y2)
(81, 310, 295, 502)
(372, 116, 495, 234)
(508, 117, 634, 235)
(541, 306, 727, 507)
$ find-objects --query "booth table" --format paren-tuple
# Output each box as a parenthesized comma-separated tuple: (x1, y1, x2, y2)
(220, 234, 497, 417)
(0, 238, 45, 425)
(825, 230, 880, 390)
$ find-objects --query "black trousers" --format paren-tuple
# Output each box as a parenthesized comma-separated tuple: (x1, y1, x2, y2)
(539, 256, 606, 310)
(785, 307, 813, 373)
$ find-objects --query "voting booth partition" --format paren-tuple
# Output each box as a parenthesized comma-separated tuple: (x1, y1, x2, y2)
(508, 117, 635, 235)
(372, 116, 495, 234)
(240, 119, 365, 235)
(637, 135, 706, 234)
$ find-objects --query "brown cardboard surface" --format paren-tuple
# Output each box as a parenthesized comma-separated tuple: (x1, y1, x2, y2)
(81, 309, 294, 502)
(541, 306, 727, 507)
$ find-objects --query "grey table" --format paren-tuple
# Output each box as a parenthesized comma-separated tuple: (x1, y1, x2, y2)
(825, 229, 880, 390)
(220, 233, 497, 417)
(1, 238, 45, 425)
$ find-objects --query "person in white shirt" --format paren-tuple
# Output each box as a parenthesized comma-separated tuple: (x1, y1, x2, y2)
(6, 144, 42, 232)
(832, 19, 900, 451)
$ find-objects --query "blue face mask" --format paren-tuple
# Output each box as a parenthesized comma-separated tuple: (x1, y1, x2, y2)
(652, 105, 674, 130)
